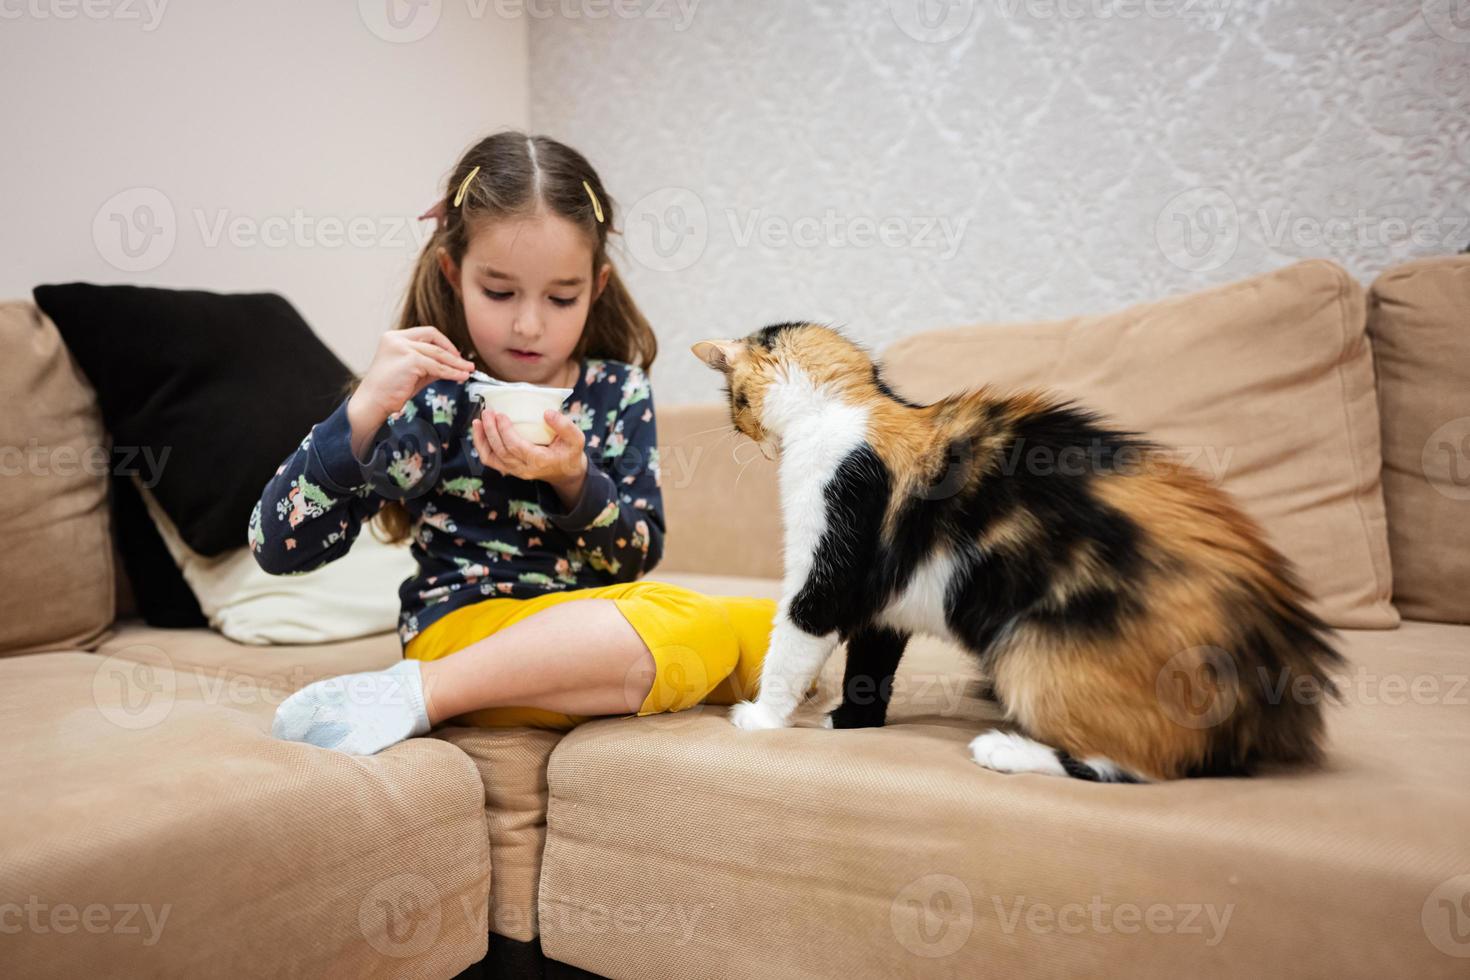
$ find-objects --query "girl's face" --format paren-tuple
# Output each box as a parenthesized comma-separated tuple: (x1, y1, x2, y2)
(439, 210, 610, 387)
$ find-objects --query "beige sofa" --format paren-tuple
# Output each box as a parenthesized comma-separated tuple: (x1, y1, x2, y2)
(3, 257, 1468, 979)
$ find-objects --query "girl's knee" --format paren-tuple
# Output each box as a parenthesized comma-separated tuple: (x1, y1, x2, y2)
(627, 586, 741, 714)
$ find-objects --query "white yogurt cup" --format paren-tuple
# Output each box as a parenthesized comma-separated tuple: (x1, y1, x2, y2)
(465, 370, 575, 446)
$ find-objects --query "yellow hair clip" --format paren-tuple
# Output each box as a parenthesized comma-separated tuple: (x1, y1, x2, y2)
(453, 165, 481, 208)
(582, 180, 605, 223)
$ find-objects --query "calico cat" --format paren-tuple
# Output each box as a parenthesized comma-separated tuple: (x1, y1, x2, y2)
(691, 323, 1342, 783)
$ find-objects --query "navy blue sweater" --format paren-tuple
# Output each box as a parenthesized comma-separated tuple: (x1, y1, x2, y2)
(248, 357, 664, 648)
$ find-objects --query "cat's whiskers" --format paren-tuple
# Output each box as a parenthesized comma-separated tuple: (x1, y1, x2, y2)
(732, 440, 766, 490)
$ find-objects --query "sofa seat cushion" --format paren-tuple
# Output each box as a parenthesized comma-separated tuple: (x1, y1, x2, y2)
(0, 651, 492, 977)
(94, 621, 402, 699)
(431, 569, 786, 944)
(536, 623, 1470, 979)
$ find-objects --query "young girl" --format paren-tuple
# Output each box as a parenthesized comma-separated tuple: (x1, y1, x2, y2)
(253, 132, 776, 754)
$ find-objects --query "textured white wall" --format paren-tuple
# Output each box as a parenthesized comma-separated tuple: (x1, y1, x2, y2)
(0, 1, 528, 372)
(529, 0, 1470, 404)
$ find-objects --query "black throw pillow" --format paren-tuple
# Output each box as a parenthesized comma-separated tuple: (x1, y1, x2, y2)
(34, 284, 356, 566)
(109, 472, 208, 628)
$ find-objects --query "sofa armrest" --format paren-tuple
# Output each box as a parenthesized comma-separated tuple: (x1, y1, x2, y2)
(655, 402, 782, 579)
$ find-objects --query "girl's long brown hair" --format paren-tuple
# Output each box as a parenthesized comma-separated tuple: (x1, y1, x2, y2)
(351, 131, 658, 544)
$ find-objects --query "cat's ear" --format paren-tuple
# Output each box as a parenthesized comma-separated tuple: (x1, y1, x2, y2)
(691, 339, 741, 374)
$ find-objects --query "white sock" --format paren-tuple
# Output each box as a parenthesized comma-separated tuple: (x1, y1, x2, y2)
(271, 659, 431, 755)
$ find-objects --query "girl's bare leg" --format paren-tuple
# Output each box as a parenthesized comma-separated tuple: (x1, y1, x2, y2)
(271, 597, 656, 754)
(418, 598, 656, 724)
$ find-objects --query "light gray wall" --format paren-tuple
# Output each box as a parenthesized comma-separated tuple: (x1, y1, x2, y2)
(1, 0, 528, 372)
(529, 0, 1469, 403)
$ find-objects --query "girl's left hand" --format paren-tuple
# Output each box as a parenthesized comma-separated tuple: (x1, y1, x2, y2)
(472, 407, 588, 487)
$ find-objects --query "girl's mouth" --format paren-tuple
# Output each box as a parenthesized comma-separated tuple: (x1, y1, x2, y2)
(508, 349, 542, 361)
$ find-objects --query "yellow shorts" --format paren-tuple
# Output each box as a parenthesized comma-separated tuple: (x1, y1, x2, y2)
(402, 580, 778, 731)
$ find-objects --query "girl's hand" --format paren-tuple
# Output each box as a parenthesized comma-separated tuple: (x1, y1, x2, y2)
(353, 326, 475, 421)
(472, 406, 589, 493)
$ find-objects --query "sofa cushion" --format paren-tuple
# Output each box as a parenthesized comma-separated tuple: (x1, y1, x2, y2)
(434, 726, 565, 943)
(537, 622, 1470, 979)
(0, 302, 114, 657)
(431, 569, 785, 944)
(94, 622, 402, 699)
(655, 403, 783, 579)
(1368, 254, 1470, 624)
(880, 260, 1396, 630)
(0, 651, 492, 977)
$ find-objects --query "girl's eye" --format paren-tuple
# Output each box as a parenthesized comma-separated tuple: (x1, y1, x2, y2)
(483, 289, 513, 301)
(549, 295, 578, 308)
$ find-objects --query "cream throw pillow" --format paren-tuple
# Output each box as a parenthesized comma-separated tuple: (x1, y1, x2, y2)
(135, 476, 415, 645)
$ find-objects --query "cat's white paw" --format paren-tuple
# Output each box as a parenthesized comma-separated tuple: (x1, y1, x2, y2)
(729, 700, 791, 731)
(818, 714, 834, 729)
(968, 730, 1066, 777)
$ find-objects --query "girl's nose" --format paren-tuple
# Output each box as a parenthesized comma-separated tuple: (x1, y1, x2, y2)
(512, 306, 541, 338)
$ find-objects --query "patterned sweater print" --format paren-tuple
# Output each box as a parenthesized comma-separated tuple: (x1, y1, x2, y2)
(248, 357, 664, 648)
